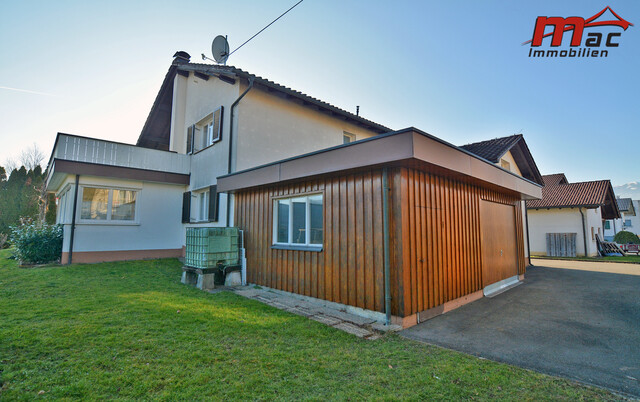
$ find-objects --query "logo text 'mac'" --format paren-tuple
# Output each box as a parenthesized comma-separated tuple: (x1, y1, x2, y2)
(524, 6, 633, 47)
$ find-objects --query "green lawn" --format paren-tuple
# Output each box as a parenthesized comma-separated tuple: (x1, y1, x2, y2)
(532, 255, 640, 264)
(0, 249, 618, 400)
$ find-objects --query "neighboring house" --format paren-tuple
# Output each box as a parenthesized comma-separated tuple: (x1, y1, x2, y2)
(526, 174, 620, 257)
(603, 198, 639, 240)
(46, 51, 543, 328)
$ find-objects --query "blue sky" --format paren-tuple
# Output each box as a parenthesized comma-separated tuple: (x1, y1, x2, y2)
(1, 0, 638, 192)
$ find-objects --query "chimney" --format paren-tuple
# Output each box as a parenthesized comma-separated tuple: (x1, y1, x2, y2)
(173, 51, 191, 64)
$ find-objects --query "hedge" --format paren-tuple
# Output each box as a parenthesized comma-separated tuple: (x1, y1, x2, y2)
(10, 221, 63, 265)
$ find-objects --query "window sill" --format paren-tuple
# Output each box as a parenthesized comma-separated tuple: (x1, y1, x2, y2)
(76, 221, 140, 226)
(271, 244, 323, 252)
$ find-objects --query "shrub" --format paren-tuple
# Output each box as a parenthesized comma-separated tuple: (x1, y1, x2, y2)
(613, 230, 640, 245)
(0, 233, 7, 249)
(10, 219, 63, 264)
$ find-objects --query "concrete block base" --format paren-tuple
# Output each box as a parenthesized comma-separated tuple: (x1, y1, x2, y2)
(181, 268, 216, 291)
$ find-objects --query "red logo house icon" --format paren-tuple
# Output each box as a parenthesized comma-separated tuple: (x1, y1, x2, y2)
(525, 6, 633, 58)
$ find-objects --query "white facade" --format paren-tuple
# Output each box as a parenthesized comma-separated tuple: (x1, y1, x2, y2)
(604, 199, 639, 240)
(528, 207, 603, 257)
(47, 60, 384, 263)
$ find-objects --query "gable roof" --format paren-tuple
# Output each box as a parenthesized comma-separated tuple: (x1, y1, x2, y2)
(460, 134, 544, 185)
(527, 175, 620, 219)
(542, 173, 568, 186)
(137, 56, 391, 150)
(617, 197, 635, 215)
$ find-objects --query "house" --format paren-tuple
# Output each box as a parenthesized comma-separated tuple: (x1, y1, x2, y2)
(46, 51, 387, 264)
(460, 134, 544, 264)
(526, 174, 620, 257)
(603, 198, 639, 240)
(46, 51, 543, 327)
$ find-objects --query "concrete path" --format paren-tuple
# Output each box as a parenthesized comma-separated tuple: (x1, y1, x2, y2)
(531, 257, 640, 276)
(401, 264, 640, 397)
(232, 286, 401, 339)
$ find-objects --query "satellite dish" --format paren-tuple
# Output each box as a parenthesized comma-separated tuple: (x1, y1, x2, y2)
(211, 35, 230, 64)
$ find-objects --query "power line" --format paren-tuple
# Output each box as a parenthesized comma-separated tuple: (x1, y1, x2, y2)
(227, 0, 304, 58)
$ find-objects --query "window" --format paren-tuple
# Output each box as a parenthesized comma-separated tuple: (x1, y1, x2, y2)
(191, 190, 209, 222)
(591, 227, 595, 241)
(183, 185, 219, 223)
(500, 159, 511, 171)
(343, 132, 356, 144)
(56, 188, 70, 224)
(186, 106, 224, 154)
(604, 221, 611, 230)
(273, 194, 323, 248)
(80, 187, 137, 222)
(624, 219, 632, 228)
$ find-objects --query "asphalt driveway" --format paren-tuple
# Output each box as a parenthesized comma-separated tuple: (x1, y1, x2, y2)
(401, 263, 640, 397)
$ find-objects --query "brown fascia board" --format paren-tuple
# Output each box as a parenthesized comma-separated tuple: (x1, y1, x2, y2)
(217, 128, 542, 200)
(52, 159, 189, 185)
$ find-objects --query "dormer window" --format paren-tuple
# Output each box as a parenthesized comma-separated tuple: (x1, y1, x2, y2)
(187, 106, 224, 154)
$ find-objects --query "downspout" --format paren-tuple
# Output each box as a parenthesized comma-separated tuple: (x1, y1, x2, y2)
(67, 175, 80, 264)
(524, 202, 532, 266)
(226, 76, 255, 227)
(382, 167, 392, 326)
(579, 208, 588, 257)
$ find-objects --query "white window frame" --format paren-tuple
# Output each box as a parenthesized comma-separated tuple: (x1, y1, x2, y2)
(190, 106, 223, 154)
(343, 131, 356, 144)
(272, 193, 323, 248)
(56, 185, 71, 224)
(191, 189, 210, 222)
(77, 186, 140, 225)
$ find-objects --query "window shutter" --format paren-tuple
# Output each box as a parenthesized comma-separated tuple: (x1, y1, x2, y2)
(182, 191, 191, 223)
(208, 185, 219, 222)
(186, 124, 195, 154)
(213, 106, 223, 143)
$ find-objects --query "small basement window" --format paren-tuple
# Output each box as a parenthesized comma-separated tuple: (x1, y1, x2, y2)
(273, 194, 323, 249)
(80, 186, 137, 222)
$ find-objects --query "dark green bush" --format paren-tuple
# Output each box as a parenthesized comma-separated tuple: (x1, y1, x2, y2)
(613, 230, 640, 245)
(10, 220, 63, 264)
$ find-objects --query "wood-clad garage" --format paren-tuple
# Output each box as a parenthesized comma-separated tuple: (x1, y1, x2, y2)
(219, 128, 541, 327)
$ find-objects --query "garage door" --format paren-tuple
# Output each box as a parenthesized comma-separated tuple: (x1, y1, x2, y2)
(480, 200, 518, 287)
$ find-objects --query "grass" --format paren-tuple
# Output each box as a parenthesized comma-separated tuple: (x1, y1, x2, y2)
(532, 255, 640, 264)
(0, 249, 620, 400)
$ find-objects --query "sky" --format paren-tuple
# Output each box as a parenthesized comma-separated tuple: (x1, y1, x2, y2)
(1, 0, 639, 194)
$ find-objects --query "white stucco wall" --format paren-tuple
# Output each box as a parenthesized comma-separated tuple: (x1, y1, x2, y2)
(234, 85, 381, 172)
(528, 207, 601, 257)
(499, 151, 522, 176)
(56, 175, 185, 253)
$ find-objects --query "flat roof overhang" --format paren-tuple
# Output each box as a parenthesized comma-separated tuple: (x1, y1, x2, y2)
(46, 159, 190, 191)
(217, 128, 542, 200)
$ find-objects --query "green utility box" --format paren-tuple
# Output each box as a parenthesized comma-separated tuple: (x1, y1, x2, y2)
(185, 227, 240, 269)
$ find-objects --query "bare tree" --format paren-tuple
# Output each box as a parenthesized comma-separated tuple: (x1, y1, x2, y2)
(19, 143, 45, 171)
(3, 157, 18, 173)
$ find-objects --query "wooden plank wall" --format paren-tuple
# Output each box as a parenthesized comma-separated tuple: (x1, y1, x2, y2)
(390, 167, 525, 317)
(234, 169, 386, 313)
(235, 166, 526, 318)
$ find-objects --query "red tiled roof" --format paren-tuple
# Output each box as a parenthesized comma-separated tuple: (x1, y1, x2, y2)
(527, 179, 611, 209)
(541, 173, 568, 186)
